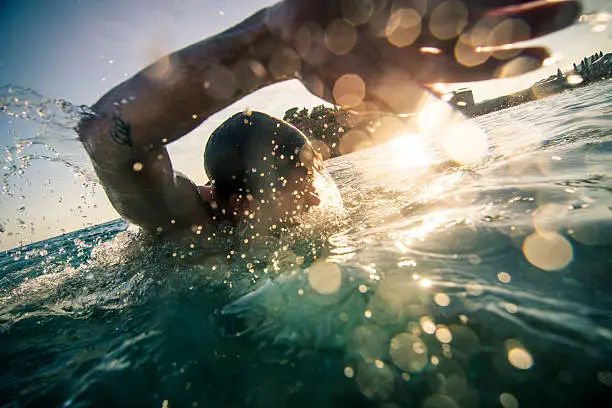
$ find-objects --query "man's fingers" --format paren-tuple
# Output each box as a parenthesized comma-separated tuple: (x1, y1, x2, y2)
(410, 46, 551, 83)
(384, 0, 581, 49)
(479, 0, 581, 41)
(292, 0, 583, 112)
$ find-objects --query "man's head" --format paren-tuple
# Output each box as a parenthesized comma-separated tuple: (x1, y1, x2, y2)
(204, 111, 323, 223)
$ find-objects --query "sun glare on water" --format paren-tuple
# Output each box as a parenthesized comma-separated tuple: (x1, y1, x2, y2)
(385, 134, 433, 168)
(415, 93, 489, 165)
(313, 168, 343, 209)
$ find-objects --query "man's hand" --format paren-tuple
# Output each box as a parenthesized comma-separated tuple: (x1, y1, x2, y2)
(268, 0, 581, 113)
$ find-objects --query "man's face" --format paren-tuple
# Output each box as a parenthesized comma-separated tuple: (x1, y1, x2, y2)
(227, 143, 342, 229)
(270, 164, 322, 219)
(238, 146, 324, 225)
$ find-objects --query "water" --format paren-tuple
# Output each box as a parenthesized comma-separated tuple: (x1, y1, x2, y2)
(2, 82, 612, 407)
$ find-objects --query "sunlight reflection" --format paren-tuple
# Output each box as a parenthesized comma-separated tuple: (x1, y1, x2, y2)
(312, 168, 343, 209)
(415, 96, 453, 133)
(419, 278, 432, 288)
(566, 74, 584, 85)
(440, 120, 489, 164)
(412, 93, 488, 163)
(385, 134, 433, 168)
(400, 211, 457, 244)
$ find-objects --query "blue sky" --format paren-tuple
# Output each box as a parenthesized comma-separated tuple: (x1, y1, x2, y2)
(0, 0, 611, 250)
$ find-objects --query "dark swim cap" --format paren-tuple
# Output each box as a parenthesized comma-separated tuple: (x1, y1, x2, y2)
(204, 111, 317, 201)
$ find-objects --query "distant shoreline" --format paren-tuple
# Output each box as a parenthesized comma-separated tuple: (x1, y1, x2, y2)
(449, 51, 612, 117)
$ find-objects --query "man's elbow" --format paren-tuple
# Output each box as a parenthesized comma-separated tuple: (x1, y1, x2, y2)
(76, 112, 109, 157)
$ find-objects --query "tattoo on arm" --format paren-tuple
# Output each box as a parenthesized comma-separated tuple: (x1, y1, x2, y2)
(110, 114, 132, 147)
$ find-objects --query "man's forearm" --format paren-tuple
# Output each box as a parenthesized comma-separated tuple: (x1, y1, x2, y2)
(91, 6, 298, 150)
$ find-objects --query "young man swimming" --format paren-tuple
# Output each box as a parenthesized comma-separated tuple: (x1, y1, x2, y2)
(77, 0, 580, 240)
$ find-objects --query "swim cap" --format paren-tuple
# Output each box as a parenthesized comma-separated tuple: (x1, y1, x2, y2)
(204, 111, 317, 201)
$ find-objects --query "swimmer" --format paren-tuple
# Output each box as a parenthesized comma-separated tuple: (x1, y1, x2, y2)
(78, 0, 580, 238)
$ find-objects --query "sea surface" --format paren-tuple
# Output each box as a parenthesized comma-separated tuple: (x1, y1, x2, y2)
(2, 81, 612, 407)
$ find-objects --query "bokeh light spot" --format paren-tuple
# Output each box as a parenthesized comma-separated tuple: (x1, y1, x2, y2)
(598, 371, 612, 387)
(342, 0, 375, 25)
(389, 333, 428, 373)
(355, 361, 394, 399)
(307, 261, 342, 295)
(497, 272, 511, 284)
(489, 19, 531, 56)
(339, 130, 372, 155)
(454, 33, 490, 67)
(522, 232, 573, 271)
(325, 19, 357, 55)
(429, 0, 468, 40)
(504, 302, 518, 314)
(350, 325, 387, 362)
(507, 347, 533, 370)
(202, 63, 237, 100)
(269, 48, 301, 79)
(440, 121, 489, 164)
(500, 393, 519, 408)
(434, 293, 451, 307)
(333, 74, 366, 108)
(144, 54, 172, 80)
(386, 9, 422, 47)
(497, 56, 541, 78)
(420, 316, 436, 334)
(435, 325, 453, 343)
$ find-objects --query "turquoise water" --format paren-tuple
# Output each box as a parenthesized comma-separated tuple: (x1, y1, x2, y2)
(2, 82, 612, 407)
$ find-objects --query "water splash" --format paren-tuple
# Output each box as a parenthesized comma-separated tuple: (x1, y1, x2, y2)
(0, 85, 102, 249)
(0, 85, 97, 181)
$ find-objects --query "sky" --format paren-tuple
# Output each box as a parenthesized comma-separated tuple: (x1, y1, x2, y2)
(0, 0, 611, 250)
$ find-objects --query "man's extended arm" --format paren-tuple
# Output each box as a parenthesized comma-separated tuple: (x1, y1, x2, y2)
(79, 7, 296, 234)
